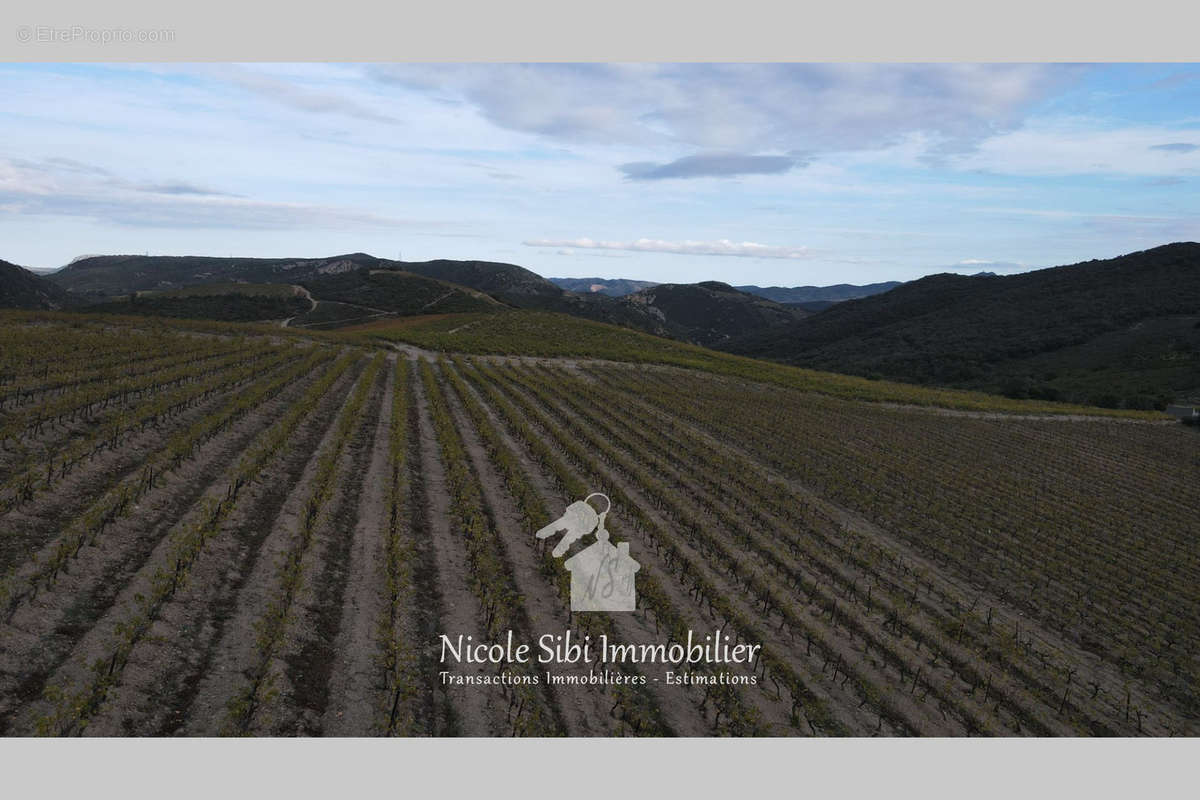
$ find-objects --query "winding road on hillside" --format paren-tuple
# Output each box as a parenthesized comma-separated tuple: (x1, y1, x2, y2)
(280, 285, 318, 328)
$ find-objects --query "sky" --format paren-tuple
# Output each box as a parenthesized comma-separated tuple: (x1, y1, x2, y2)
(1, 62, 1198, 285)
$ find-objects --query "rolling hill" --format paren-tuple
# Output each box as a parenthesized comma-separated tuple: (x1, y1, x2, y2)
(38, 244, 1200, 404)
(396, 259, 563, 306)
(395, 258, 682, 335)
(48, 252, 386, 296)
(626, 281, 805, 346)
(0, 259, 77, 310)
(299, 269, 503, 316)
(46, 254, 676, 336)
(720, 242, 1200, 408)
(350, 262, 805, 343)
(41, 253, 848, 344)
(0, 281, 1191, 738)
(80, 283, 311, 323)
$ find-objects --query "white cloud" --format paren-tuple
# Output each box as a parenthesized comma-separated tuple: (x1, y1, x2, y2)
(524, 237, 814, 259)
(0, 157, 450, 231)
(369, 63, 1077, 155)
(216, 65, 398, 124)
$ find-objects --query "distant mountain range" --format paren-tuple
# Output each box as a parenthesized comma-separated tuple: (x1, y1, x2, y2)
(36, 253, 804, 344)
(6, 244, 1198, 407)
(549, 275, 903, 303)
(625, 281, 806, 346)
(718, 243, 1200, 409)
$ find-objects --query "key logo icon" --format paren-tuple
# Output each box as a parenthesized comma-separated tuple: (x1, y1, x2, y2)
(535, 493, 639, 612)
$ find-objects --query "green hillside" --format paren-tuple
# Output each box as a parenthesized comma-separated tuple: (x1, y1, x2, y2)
(720, 243, 1200, 409)
(81, 283, 309, 322)
(626, 281, 804, 346)
(48, 252, 385, 295)
(342, 310, 1158, 417)
(300, 269, 503, 316)
(0, 259, 78, 310)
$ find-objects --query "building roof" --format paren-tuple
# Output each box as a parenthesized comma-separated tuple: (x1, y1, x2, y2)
(563, 539, 640, 572)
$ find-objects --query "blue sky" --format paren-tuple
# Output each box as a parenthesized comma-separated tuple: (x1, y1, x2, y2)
(1, 62, 1198, 284)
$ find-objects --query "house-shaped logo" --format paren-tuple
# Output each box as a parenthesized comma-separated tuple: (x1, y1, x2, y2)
(535, 493, 639, 612)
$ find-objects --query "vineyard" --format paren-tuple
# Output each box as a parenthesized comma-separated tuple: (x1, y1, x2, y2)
(0, 310, 1196, 736)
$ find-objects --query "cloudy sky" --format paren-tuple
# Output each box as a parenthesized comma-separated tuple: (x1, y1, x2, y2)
(1, 62, 1198, 284)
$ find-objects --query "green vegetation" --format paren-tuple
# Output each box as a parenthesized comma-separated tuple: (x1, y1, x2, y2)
(29, 243, 1199, 412)
(721, 242, 1200, 410)
(581, 363, 1200, 730)
(34, 351, 353, 734)
(82, 291, 309, 322)
(139, 282, 300, 299)
(418, 358, 559, 735)
(995, 316, 1200, 409)
(346, 311, 1160, 417)
(224, 353, 382, 734)
(289, 300, 384, 329)
(47, 252, 384, 295)
(0, 259, 76, 310)
(0, 344, 291, 513)
(0, 308, 350, 346)
(624, 281, 802, 346)
(377, 360, 421, 735)
(0, 313, 1196, 737)
(442, 357, 671, 735)
(301, 269, 502, 317)
(0, 346, 333, 617)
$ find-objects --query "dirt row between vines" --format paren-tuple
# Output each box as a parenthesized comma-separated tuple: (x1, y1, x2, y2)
(443, 359, 736, 736)
(0, 354, 339, 733)
(5, 332, 1170, 736)
(472, 361, 900, 736)
(571, 363, 1187, 736)
(492, 364, 968, 736)
(0, 352, 292, 575)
